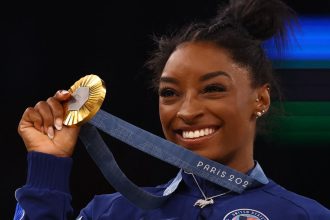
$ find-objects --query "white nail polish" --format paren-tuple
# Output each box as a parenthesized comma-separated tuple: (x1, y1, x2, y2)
(60, 90, 69, 95)
(47, 126, 54, 139)
(54, 118, 63, 131)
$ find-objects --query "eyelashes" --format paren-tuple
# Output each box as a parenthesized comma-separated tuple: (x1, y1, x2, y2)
(202, 84, 226, 93)
(158, 84, 227, 98)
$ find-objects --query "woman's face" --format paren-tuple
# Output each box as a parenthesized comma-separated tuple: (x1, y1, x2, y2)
(158, 42, 263, 171)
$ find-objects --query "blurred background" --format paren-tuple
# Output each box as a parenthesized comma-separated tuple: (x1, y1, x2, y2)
(1, 0, 329, 218)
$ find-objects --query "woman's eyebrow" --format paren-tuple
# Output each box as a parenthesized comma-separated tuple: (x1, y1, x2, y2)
(199, 71, 232, 82)
(159, 76, 179, 84)
(159, 71, 231, 84)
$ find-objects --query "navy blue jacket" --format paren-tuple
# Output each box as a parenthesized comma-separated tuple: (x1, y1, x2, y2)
(14, 152, 330, 219)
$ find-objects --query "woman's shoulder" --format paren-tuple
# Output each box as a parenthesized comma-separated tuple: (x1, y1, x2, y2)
(261, 179, 330, 218)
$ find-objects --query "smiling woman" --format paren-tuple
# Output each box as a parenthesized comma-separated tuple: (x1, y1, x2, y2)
(158, 43, 262, 172)
(13, 0, 330, 219)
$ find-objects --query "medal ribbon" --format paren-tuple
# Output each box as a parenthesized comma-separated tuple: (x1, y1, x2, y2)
(79, 109, 265, 209)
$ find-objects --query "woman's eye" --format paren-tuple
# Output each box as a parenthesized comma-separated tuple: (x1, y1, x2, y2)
(203, 84, 226, 93)
(159, 88, 177, 97)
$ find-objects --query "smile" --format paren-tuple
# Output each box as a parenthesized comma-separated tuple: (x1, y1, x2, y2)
(182, 127, 217, 139)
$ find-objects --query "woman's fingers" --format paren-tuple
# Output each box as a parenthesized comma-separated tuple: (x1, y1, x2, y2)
(34, 101, 55, 139)
(18, 89, 80, 157)
(54, 90, 71, 102)
(30, 90, 72, 138)
(47, 97, 64, 131)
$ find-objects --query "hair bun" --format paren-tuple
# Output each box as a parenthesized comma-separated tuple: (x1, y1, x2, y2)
(218, 0, 296, 42)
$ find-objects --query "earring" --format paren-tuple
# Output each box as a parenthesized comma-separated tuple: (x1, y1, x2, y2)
(256, 111, 262, 118)
(256, 109, 267, 119)
(255, 98, 260, 102)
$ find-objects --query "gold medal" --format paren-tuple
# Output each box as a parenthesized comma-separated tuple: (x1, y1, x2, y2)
(63, 74, 106, 126)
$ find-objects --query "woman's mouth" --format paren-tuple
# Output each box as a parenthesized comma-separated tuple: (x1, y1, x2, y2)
(182, 127, 216, 139)
(174, 126, 220, 146)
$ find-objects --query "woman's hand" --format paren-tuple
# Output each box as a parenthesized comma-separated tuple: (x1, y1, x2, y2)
(18, 90, 80, 157)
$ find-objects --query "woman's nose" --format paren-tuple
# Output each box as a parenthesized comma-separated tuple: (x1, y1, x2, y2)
(176, 96, 203, 124)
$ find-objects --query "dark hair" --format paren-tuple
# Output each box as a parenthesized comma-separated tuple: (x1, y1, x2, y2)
(146, 0, 297, 99)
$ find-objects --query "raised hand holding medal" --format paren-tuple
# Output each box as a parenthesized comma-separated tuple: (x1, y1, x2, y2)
(17, 84, 83, 158)
(19, 74, 106, 158)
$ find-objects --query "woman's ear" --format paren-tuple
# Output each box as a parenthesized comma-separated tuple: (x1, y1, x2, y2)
(254, 84, 271, 118)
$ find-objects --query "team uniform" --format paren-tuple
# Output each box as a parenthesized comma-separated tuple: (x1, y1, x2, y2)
(14, 152, 330, 220)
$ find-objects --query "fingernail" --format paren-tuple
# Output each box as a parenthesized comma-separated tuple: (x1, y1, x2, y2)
(60, 90, 69, 95)
(47, 126, 54, 139)
(54, 118, 63, 131)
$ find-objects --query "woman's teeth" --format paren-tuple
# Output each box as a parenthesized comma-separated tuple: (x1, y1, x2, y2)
(182, 128, 215, 139)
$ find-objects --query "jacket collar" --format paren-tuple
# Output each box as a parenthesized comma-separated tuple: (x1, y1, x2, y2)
(163, 161, 268, 196)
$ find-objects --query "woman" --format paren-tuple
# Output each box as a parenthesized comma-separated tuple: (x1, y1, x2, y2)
(14, 0, 330, 219)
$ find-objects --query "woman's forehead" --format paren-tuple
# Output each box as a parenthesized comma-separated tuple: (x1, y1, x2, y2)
(161, 42, 251, 83)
